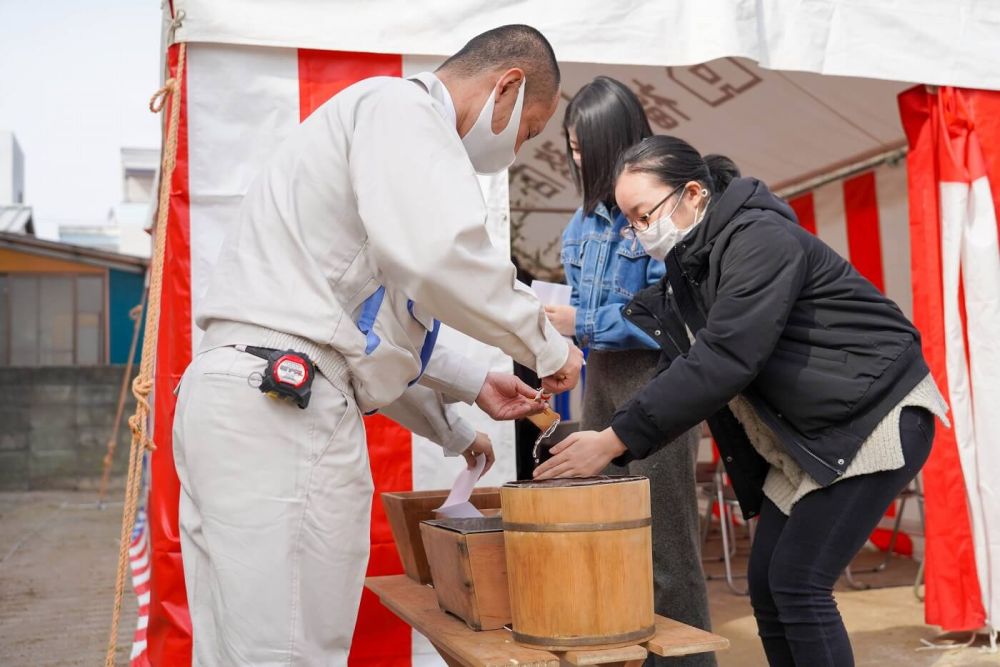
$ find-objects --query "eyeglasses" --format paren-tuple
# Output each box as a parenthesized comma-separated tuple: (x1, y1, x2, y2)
(625, 185, 683, 234)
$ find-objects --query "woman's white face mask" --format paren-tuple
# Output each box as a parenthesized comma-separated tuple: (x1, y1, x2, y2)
(635, 187, 709, 261)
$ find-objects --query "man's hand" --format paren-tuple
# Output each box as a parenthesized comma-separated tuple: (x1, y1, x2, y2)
(462, 431, 495, 478)
(544, 304, 577, 337)
(541, 343, 584, 394)
(532, 428, 628, 479)
(475, 372, 547, 421)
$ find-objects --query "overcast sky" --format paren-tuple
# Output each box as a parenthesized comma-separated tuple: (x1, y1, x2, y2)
(0, 1, 162, 239)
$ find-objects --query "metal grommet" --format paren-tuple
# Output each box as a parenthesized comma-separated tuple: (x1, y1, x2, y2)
(837, 458, 845, 465)
(725, 456, 734, 463)
(654, 329, 662, 336)
(626, 308, 633, 315)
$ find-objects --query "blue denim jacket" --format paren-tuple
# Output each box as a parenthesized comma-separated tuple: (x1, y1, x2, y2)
(560, 203, 665, 350)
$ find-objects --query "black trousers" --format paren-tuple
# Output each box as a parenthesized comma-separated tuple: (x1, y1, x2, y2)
(747, 406, 935, 667)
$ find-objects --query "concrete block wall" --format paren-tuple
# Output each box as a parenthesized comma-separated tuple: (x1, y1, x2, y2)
(0, 366, 137, 491)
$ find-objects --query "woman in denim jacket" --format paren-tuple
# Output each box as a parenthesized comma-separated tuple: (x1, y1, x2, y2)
(545, 77, 714, 667)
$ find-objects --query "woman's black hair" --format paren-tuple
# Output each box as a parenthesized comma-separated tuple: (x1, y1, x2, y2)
(613, 135, 740, 196)
(564, 76, 653, 214)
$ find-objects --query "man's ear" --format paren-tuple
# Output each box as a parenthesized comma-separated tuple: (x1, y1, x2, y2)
(495, 67, 525, 101)
(490, 68, 526, 133)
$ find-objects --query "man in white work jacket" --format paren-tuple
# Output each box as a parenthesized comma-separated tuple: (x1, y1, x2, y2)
(172, 24, 584, 666)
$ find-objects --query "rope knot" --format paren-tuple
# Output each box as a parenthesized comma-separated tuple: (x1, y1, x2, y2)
(149, 79, 177, 113)
(168, 9, 186, 43)
(128, 376, 157, 451)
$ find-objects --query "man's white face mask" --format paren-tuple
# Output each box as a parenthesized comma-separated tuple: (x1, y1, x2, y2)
(461, 77, 525, 175)
(635, 187, 710, 261)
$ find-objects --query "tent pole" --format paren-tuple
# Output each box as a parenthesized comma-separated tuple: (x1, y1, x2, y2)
(775, 143, 908, 201)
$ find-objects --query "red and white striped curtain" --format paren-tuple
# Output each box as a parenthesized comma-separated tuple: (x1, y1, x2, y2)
(789, 89, 1000, 633)
(146, 43, 514, 667)
(899, 86, 1000, 634)
(788, 161, 913, 319)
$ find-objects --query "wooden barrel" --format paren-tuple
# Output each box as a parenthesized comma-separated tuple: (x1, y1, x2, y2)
(501, 476, 654, 651)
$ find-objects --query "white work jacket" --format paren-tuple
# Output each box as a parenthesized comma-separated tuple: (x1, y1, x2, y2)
(196, 74, 568, 454)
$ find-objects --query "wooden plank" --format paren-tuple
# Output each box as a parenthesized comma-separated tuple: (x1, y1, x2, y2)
(431, 642, 469, 667)
(364, 576, 728, 666)
(643, 615, 730, 657)
(560, 644, 648, 664)
(466, 531, 513, 630)
(366, 575, 559, 667)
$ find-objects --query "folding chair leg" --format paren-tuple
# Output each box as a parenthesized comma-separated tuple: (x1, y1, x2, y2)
(729, 508, 739, 557)
(916, 478, 926, 534)
(914, 475, 926, 602)
(718, 496, 748, 595)
(914, 557, 926, 602)
(875, 495, 908, 572)
(844, 563, 870, 590)
(700, 484, 715, 550)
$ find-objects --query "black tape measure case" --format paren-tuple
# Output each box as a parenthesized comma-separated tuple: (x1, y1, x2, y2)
(247, 347, 316, 409)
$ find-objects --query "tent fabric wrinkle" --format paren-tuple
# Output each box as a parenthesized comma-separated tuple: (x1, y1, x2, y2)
(171, 0, 1000, 90)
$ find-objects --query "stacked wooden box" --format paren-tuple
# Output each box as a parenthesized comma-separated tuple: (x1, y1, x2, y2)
(382, 475, 654, 649)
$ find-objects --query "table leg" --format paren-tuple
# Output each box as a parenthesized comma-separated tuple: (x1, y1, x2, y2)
(430, 641, 467, 667)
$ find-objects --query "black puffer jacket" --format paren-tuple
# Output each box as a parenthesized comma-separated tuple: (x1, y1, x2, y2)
(611, 177, 930, 517)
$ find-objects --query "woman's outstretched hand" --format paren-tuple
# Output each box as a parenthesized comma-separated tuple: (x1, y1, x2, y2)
(532, 428, 629, 479)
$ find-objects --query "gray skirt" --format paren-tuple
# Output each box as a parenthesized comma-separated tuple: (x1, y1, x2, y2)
(583, 349, 716, 667)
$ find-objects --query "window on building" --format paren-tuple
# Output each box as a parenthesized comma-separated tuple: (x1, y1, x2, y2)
(0, 274, 106, 366)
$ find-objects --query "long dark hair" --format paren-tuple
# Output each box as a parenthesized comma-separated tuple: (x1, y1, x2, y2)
(614, 135, 740, 196)
(564, 77, 652, 214)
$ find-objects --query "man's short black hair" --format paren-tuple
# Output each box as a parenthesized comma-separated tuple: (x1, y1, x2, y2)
(438, 25, 560, 104)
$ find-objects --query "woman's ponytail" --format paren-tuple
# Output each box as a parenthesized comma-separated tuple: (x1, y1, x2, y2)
(704, 154, 740, 193)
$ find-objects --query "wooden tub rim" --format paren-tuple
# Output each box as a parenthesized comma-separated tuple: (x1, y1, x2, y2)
(502, 517, 651, 533)
(512, 624, 657, 648)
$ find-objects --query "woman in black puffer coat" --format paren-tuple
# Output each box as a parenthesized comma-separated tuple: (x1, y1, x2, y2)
(534, 135, 948, 667)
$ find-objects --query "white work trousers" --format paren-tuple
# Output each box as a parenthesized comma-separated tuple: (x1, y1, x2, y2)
(173, 345, 373, 666)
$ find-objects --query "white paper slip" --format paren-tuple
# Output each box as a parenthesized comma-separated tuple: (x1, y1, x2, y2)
(435, 501, 483, 519)
(530, 280, 572, 306)
(436, 454, 486, 519)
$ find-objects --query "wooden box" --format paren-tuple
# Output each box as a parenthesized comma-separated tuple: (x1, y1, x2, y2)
(381, 488, 501, 584)
(419, 517, 511, 631)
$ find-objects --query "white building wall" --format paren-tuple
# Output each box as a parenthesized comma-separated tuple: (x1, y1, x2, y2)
(0, 131, 26, 205)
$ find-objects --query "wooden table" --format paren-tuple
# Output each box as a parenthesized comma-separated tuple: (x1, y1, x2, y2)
(366, 575, 729, 667)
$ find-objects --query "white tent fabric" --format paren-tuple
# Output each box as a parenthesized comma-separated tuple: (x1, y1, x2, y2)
(172, 0, 1000, 91)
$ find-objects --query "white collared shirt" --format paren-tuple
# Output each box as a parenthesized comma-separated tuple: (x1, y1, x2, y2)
(407, 71, 458, 129)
